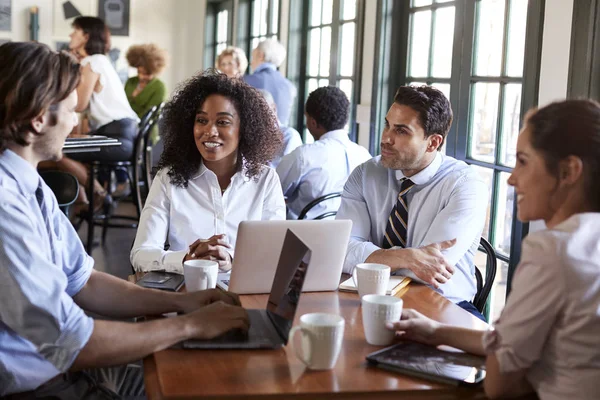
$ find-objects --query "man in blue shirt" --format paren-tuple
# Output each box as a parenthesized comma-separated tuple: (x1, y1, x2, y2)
(277, 86, 372, 220)
(244, 39, 297, 126)
(0, 42, 249, 398)
(336, 85, 487, 320)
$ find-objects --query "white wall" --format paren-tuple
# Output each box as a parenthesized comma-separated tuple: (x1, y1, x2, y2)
(0, 0, 206, 95)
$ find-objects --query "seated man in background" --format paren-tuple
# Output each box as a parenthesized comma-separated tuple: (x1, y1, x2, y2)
(244, 38, 297, 126)
(277, 86, 372, 220)
(336, 85, 487, 320)
(258, 89, 303, 168)
(0, 41, 248, 398)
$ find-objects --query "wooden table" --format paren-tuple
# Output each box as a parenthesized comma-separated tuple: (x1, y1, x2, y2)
(143, 283, 489, 399)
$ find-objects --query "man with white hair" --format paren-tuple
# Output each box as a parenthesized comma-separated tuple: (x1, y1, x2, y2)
(245, 39, 297, 126)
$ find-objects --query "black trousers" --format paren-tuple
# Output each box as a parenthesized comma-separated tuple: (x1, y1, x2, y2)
(71, 118, 138, 163)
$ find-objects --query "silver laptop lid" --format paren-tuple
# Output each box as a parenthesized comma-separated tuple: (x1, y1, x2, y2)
(265, 229, 311, 344)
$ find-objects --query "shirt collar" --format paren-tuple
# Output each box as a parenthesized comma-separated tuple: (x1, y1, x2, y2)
(320, 129, 349, 141)
(254, 63, 277, 73)
(394, 151, 443, 185)
(0, 149, 40, 195)
(191, 159, 251, 182)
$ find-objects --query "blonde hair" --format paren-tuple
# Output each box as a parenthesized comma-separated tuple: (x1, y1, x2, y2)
(216, 46, 249, 76)
(126, 44, 168, 75)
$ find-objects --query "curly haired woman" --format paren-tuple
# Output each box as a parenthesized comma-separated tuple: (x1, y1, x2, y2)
(131, 70, 285, 273)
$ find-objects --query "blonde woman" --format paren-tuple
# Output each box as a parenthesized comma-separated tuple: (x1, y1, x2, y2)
(216, 46, 248, 78)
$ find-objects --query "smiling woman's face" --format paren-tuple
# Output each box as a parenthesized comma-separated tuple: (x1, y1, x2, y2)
(193, 94, 241, 166)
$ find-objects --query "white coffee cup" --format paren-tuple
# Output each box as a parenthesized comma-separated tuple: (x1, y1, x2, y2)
(362, 294, 403, 346)
(289, 313, 345, 370)
(352, 263, 391, 298)
(183, 260, 219, 291)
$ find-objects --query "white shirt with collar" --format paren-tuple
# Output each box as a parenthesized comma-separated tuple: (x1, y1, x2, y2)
(276, 129, 372, 219)
(336, 152, 488, 303)
(130, 162, 286, 273)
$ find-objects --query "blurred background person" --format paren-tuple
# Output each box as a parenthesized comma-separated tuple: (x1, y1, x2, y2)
(244, 39, 296, 126)
(258, 89, 302, 168)
(125, 43, 168, 144)
(216, 46, 248, 78)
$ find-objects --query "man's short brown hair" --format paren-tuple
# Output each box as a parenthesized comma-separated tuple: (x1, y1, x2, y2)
(0, 42, 80, 152)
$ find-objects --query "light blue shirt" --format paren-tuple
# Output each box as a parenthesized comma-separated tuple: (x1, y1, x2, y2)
(277, 129, 372, 220)
(336, 152, 487, 303)
(270, 124, 303, 169)
(0, 150, 94, 395)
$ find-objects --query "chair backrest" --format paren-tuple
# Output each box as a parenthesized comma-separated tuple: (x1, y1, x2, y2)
(473, 237, 497, 313)
(139, 105, 158, 131)
(297, 192, 342, 220)
(39, 170, 79, 215)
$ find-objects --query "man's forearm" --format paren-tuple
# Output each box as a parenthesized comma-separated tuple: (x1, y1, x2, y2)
(71, 317, 189, 370)
(74, 271, 185, 319)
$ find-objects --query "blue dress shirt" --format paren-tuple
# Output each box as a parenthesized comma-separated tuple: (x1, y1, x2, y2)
(336, 152, 488, 303)
(270, 125, 303, 169)
(0, 150, 94, 395)
(277, 129, 372, 220)
(244, 63, 297, 126)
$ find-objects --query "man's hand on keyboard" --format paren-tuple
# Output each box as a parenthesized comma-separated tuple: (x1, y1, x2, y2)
(183, 301, 250, 340)
(177, 288, 241, 314)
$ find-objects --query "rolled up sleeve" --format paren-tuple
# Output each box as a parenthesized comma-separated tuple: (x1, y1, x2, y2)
(483, 234, 564, 373)
(336, 165, 379, 273)
(0, 201, 94, 372)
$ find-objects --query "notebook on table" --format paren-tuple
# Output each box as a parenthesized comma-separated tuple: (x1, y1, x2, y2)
(338, 276, 411, 296)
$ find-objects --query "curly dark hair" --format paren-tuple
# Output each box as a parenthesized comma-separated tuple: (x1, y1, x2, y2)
(394, 85, 453, 150)
(305, 86, 350, 131)
(72, 17, 110, 55)
(158, 70, 282, 188)
(126, 44, 167, 75)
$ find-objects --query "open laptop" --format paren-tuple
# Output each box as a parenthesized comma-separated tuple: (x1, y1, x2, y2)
(183, 229, 311, 349)
(217, 220, 351, 294)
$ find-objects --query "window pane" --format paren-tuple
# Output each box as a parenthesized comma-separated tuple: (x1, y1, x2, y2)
(469, 82, 500, 163)
(500, 83, 522, 167)
(494, 171, 514, 256)
(435, 0, 454, 3)
(319, 78, 330, 87)
(412, 0, 433, 6)
(339, 22, 355, 77)
(260, 0, 269, 36)
(473, 0, 506, 76)
(308, 28, 321, 76)
(322, 0, 333, 25)
(216, 42, 227, 56)
(271, 0, 279, 35)
(471, 165, 493, 240)
(252, 1, 261, 36)
(217, 10, 229, 43)
(489, 259, 508, 321)
(431, 6, 455, 78)
(307, 78, 319, 96)
(319, 26, 332, 76)
(339, 79, 353, 105)
(408, 10, 432, 77)
(407, 81, 427, 86)
(506, 0, 527, 77)
(431, 82, 450, 100)
(310, 0, 322, 26)
(251, 37, 260, 51)
(342, 0, 356, 20)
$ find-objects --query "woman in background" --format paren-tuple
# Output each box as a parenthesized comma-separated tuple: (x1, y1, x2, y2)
(215, 46, 248, 78)
(387, 99, 600, 400)
(51, 16, 138, 207)
(131, 70, 285, 274)
(125, 43, 167, 144)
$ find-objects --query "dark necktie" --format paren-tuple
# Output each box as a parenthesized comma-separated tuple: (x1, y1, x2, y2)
(382, 178, 415, 249)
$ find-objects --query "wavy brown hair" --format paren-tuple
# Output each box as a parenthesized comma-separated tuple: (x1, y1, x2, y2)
(158, 70, 282, 188)
(126, 44, 168, 75)
(0, 42, 80, 152)
(72, 16, 110, 55)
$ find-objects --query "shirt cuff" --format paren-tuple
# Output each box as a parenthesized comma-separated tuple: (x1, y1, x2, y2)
(162, 250, 187, 274)
(482, 325, 527, 373)
(65, 256, 94, 297)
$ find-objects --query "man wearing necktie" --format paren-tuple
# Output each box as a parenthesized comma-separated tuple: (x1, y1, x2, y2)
(0, 42, 248, 398)
(336, 85, 487, 320)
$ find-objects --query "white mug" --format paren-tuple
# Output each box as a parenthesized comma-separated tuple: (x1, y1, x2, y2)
(362, 294, 403, 346)
(352, 263, 390, 298)
(183, 260, 219, 291)
(289, 313, 345, 370)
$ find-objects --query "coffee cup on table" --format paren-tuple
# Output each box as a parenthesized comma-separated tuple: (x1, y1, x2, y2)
(352, 263, 390, 298)
(183, 260, 218, 291)
(361, 294, 403, 346)
(289, 313, 345, 370)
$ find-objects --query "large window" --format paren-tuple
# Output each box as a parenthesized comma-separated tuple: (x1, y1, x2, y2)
(204, 0, 234, 69)
(374, 0, 543, 319)
(288, 0, 364, 141)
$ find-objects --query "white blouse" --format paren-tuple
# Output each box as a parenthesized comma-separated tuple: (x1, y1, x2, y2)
(483, 213, 600, 400)
(130, 163, 286, 273)
(80, 54, 138, 129)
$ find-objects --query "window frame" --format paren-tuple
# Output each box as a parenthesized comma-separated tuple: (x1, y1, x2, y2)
(204, 0, 234, 69)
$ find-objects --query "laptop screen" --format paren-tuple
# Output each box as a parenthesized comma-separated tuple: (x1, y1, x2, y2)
(266, 229, 312, 344)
